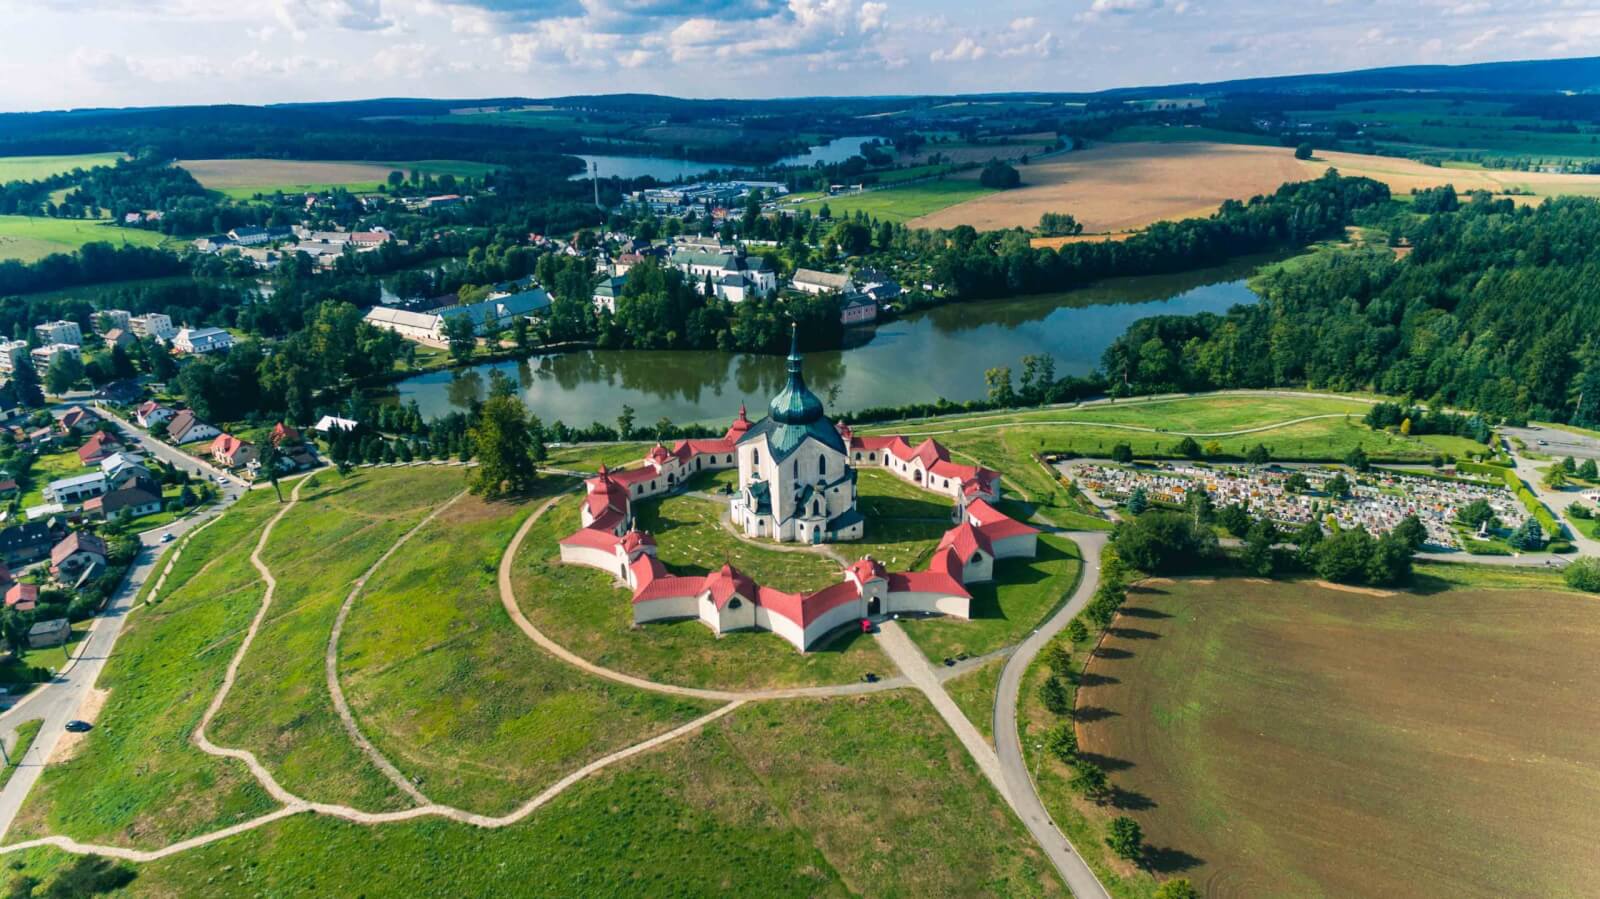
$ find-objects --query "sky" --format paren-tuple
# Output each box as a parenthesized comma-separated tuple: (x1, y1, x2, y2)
(2, 0, 1599, 112)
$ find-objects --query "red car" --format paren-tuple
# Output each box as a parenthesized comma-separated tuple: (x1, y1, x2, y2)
(859, 618, 873, 634)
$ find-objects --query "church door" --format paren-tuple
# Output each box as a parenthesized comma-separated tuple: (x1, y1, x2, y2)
(867, 597, 881, 616)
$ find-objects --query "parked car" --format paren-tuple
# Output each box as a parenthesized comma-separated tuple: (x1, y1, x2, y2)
(64, 720, 92, 732)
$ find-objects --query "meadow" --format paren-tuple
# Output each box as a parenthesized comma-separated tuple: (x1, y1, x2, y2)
(0, 153, 126, 184)
(1288, 97, 1600, 161)
(789, 178, 995, 224)
(0, 215, 172, 263)
(1076, 578, 1600, 898)
(176, 158, 498, 199)
(5, 693, 1060, 897)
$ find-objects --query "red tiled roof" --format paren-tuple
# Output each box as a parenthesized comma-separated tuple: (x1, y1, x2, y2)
(629, 553, 666, 589)
(5, 583, 38, 610)
(725, 405, 752, 441)
(609, 467, 659, 486)
(51, 531, 107, 567)
(938, 520, 992, 562)
(847, 557, 886, 584)
(796, 582, 860, 626)
(926, 546, 965, 580)
(588, 508, 625, 535)
(887, 571, 970, 598)
(559, 528, 620, 550)
(620, 529, 655, 553)
(966, 498, 1039, 541)
(703, 563, 756, 609)
(633, 575, 705, 603)
(648, 444, 672, 464)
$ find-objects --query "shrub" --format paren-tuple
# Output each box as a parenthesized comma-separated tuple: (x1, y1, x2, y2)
(1112, 511, 1218, 574)
(1565, 556, 1600, 592)
(1038, 675, 1071, 715)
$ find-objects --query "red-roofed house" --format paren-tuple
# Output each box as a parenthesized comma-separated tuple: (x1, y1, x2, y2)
(5, 583, 38, 612)
(965, 498, 1040, 558)
(270, 423, 302, 446)
(51, 531, 107, 578)
(77, 430, 122, 465)
(210, 434, 258, 469)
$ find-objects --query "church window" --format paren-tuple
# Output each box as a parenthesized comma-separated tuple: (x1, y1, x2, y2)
(753, 449, 760, 466)
(819, 456, 826, 475)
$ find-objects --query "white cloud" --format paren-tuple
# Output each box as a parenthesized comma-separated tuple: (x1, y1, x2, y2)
(1010, 16, 1036, 29)
(930, 36, 986, 61)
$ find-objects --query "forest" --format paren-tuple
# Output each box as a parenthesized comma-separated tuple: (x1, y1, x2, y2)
(1101, 193, 1600, 426)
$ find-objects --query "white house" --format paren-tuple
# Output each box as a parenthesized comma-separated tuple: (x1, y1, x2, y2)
(0, 341, 28, 374)
(791, 268, 853, 295)
(43, 472, 107, 504)
(172, 327, 234, 355)
(30, 344, 80, 371)
(129, 313, 176, 342)
(34, 320, 82, 346)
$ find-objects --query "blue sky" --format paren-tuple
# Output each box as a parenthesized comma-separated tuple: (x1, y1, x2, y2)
(2, 0, 1597, 112)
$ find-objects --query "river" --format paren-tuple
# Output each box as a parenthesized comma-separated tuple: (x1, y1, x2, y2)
(386, 255, 1274, 428)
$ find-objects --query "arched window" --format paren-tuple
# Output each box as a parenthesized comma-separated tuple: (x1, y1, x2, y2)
(752, 449, 760, 466)
(819, 455, 826, 475)
(869, 453, 876, 462)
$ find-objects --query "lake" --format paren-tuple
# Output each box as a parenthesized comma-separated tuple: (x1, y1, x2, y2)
(571, 135, 889, 182)
(387, 255, 1272, 428)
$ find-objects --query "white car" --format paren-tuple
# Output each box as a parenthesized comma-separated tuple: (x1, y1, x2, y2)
(160, 532, 176, 543)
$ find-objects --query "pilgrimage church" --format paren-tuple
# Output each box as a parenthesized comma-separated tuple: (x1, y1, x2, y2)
(558, 328, 1042, 652)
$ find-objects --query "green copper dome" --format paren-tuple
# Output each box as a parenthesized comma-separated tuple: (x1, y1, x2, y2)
(769, 328, 825, 425)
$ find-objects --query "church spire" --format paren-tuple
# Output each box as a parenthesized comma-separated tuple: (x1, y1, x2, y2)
(769, 322, 824, 425)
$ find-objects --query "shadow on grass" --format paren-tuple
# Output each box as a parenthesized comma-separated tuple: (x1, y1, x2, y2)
(1106, 626, 1159, 640)
(1092, 646, 1133, 660)
(1073, 705, 1120, 723)
(1144, 845, 1204, 874)
(1078, 750, 1134, 772)
(1115, 605, 1173, 619)
(1076, 671, 1120, 687)
(1109, 786, 1155, 811)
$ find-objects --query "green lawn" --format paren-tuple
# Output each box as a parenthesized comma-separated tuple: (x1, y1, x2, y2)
(338, 487, 714, 815)
(189, 159, 499, 200)
(513, 496, 889, 690)
(1106, 125, 1281, 146)
(634, 492, 841, 592)
(0, 719, 43, 791)
(0, 215, 173, 263)
(16, 448, 90, 511)
(947, 656, 1006, 744)
(0, 153, 126, 184)
(9, 492, 283, 849)
(4, 692, 1061, 897)
(791, 178, 994, 224)
(904, 534, 1082, 661)
(208, 468, 467, 811)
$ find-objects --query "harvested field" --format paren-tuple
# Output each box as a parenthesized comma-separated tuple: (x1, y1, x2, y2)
(1076, 578, 1600, 898)
(912, 141, 1600, 234)
(909, 142, 1312, 233)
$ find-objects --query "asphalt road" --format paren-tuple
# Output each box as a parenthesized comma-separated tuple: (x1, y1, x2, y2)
(1501, 425, 1600, 462)
(0, 498, 235, 840)
(82, 402, 248, 492)
(992, 531, 1113, 899)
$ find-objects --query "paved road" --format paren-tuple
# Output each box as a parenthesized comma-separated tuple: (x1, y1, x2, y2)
(0, 499, 236, 840)
(1502, 425, 1600, 462)
(81, 403, 247, 492)
(1509, 454, 1600, 557)
(992, 531, 1114, 899)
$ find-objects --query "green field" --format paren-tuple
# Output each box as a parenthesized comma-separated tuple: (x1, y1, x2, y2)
(339, 488, 714, 815)
(177, 158, 499, 200)
(1289, 98, 1600, 161)
(0, 215, 173, 262)
(17, 448, 90, 510)
(0, 153, 126, 185)
(792, 178, 995, 223)
(1074, 578, 1600, 897)
(10, 493, 283, 848)
(947, 656, 1005, 743)
(1106, 125, 1281, 146)
(5, 693, 1060, 897)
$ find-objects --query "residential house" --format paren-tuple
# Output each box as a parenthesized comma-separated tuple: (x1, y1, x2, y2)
(136, 401, 175, 429)
(193, 234, 234, 254)
(85, 485, 163, 522)
(6, 584, 39, 613)
(51, 531, 107, 579)
(210, 434, 257, 468)
(34, 320, 82, 346)
(840, 292, 880, 326)
(423, 194, 463, 209)
(43, 472, 107, 505)
(96, 379, 141, 405)
(97, 309, 132, 331)
(129, 313, 176, 342)
(0, 479, 17, 500)
(103, 328, 136, 351)
(31, 343, 80, 371)
(853, 267, 903, 305)
(76, 430, 121, 465)
(791, 268, 854, 295)
(24, 503, 67, 522)
(0, 521, 65, 565)
(0, 340, 29, 373)
(172, 327, 234, 355)
(27, 618, 68, 648)
(166, 410, 221, 445)
(270, 423, 302, 447)
(60, 406, 97, 432)
(101, 452, 157, 491)
(313, 415, 358, 434)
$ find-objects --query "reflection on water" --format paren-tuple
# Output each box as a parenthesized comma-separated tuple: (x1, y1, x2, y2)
(390, 255, 1273, 427)
(776, 135, 889, 167)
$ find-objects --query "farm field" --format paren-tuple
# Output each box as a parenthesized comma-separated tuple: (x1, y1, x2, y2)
(0, 214, 172, 262)
(0, 152, 126, 183)
(792, 178, 995, 224)
(907, 142, 1314, 233)
(5, 693, 1060, 897)
(1289, 97, 1600, 161)
(176, 158, 497, 199)
(908, 140, 1600, 234)
(1076, 578, 1600, 898)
